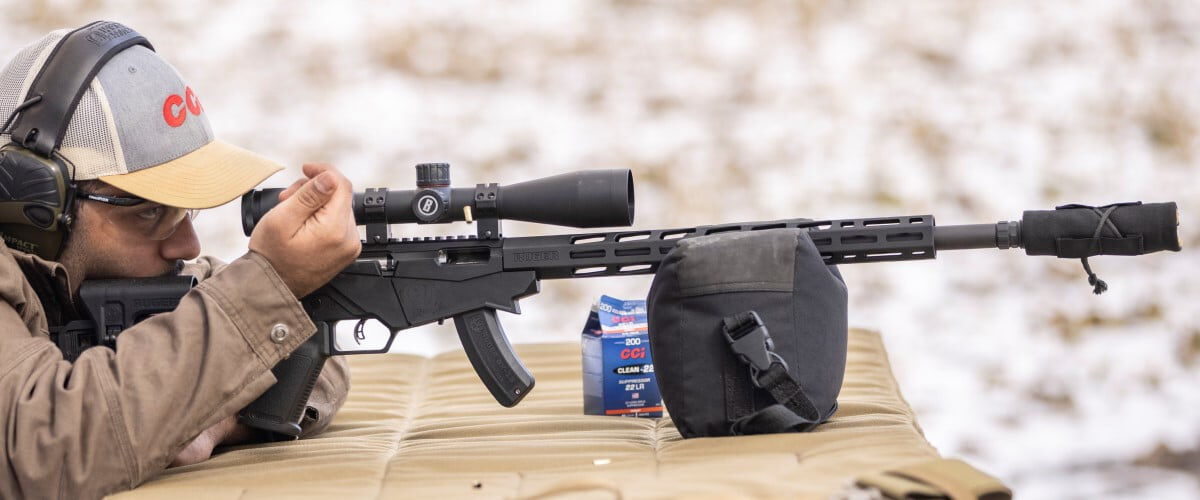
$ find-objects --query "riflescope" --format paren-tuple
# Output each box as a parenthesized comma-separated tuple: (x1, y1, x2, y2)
(242, 164, 635, 238)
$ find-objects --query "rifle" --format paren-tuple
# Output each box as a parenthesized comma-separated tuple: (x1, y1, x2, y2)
(55, 164, 1183, 439)
(231, 164, 1180, 438)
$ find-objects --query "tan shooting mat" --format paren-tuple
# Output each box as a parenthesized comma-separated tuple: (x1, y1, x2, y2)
(112, 329, 1009, 499)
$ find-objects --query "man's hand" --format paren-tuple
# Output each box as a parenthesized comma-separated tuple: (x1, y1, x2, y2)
(169, 415, 237, 467)
(249, 163, 361, 298)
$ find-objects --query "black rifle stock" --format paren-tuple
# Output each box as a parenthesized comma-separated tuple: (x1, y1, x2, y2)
(54, 165, 1182, 440)
(52, 276, 196, 362)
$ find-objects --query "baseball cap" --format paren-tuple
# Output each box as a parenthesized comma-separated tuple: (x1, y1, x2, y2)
(0, 26, 282, 209)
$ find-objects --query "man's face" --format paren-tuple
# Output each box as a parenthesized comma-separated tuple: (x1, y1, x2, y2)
(59, 182, 201, 285)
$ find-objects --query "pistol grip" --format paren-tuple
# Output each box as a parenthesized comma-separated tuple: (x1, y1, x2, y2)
(238, 324, 330, 440)
(453, 308, 535, 407)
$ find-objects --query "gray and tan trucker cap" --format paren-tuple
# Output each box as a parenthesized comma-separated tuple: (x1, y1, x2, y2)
(0, 28, 281, 208)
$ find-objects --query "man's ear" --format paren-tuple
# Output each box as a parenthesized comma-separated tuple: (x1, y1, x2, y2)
(55, 212, 90, 293)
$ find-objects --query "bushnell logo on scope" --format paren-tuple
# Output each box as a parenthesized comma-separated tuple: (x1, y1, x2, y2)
(416, 195, 439, 217)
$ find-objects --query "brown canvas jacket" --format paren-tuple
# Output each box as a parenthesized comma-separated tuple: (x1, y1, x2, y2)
(0, 243, 349, 499)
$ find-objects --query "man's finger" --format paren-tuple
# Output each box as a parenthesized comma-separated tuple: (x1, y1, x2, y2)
(277, 177, 308, 202)
(280, 163, 330, 201)
(301, 163, 335, 179)
(276, 172, 337, 219)
(324, 171, 355, 224)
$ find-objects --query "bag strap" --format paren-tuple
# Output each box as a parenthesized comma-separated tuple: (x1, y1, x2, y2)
(722, 311, 822, 435)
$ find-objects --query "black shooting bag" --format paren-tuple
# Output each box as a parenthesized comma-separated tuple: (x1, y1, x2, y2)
(647, 229, 848, 438)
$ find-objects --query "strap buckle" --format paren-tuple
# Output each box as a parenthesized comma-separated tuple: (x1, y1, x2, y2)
(722, 311, 787, 386)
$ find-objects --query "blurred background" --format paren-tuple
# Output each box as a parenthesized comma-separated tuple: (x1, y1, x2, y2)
(2, 1, 1197, 497)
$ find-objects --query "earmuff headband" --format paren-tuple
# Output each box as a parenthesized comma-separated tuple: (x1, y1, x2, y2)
(9, 21, 153, 157)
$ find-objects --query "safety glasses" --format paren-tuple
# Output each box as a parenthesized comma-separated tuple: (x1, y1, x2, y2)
(76, 191, 198, 241)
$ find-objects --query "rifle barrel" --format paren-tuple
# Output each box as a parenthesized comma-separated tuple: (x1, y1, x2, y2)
(934, 222, 1021, 251)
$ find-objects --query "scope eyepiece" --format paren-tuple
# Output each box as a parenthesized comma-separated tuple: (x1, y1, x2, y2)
(241, 188, 278, 237)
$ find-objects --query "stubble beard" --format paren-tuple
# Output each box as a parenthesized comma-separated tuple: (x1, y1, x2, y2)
(59, 218, 185, 297)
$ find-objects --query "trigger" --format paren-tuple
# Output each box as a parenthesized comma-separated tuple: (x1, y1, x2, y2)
(353, 319, 367, 345)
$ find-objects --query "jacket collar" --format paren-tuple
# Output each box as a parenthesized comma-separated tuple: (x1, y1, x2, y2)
(9, 249, 80, 326)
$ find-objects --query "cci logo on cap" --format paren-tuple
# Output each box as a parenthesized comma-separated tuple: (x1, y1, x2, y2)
(162, 86, 203, 128)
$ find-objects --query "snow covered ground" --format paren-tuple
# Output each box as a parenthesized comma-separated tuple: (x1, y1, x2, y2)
(2, 1, 1197, 497)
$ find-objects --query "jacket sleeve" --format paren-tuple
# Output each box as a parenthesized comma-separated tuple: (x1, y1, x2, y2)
(0, 251, 316, 499)
(185, 257, 351, 439)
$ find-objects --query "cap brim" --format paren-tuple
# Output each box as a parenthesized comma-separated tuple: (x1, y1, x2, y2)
(98, 140, 283, 209)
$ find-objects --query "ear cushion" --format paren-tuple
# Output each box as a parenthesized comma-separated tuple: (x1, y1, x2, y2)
(0, 147, 67, 230)
(0, 148, 63, 206)
(0, 147, 70, 259)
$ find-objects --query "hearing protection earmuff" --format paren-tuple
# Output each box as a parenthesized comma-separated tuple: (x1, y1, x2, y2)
(0, 21, 152, 259)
